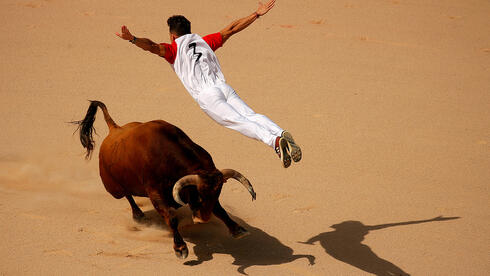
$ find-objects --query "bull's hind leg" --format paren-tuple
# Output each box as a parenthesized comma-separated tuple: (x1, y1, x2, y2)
(146, 187, 188, 259)
(125, 195, 146, 222)
(213, 201, 249, 239)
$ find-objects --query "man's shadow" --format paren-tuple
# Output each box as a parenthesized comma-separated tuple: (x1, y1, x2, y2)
(179, 214, 315, 275)
(299, 216, 459, 276)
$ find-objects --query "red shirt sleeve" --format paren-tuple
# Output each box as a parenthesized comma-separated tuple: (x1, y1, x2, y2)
(161, 33, 221, 64)
(202, 32, 223, 51)
(160, 41, 177, 64)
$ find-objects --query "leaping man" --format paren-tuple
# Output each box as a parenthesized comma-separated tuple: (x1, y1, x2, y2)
(116, 0, 301, 168)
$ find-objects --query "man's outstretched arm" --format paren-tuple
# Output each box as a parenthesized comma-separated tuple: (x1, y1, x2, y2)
(116, 25, 166, 57)
(220, 0, 276, 44)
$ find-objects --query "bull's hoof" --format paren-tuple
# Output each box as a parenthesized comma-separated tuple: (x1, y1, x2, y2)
(231, 226, 250, 239)
(133, 214, 151, 225)
(174, 245, 189, 259)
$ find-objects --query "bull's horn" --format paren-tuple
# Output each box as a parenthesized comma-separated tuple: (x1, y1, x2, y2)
(221, 169, 256, 201)
(172, 175, 200, 206)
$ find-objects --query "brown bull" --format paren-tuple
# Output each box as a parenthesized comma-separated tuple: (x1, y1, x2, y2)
(72, 100, 256, 259)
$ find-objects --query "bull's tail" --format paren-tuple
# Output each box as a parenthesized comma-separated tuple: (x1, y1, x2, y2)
(71, 100, 119, 159)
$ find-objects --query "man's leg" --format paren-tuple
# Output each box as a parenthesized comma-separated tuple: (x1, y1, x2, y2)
(197, 86, 292, 167)
(221, 83, 302, 163)
(221, 83, 283, 136)
(198, 87, 276, 147)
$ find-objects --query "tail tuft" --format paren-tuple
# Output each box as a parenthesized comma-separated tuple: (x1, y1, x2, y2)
(70, 101, 100, 159)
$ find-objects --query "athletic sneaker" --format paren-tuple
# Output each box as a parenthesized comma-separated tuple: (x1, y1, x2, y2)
(275, 136, 291, 168)
(281, 131, 302, 162)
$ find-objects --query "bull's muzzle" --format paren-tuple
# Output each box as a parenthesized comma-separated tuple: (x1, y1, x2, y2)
(192, 215, 209, 224)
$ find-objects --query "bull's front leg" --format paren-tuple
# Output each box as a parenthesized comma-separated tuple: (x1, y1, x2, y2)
(125, 195, 146, 222)
(213, 200, 250, 239)
(146, 188, 188, 259)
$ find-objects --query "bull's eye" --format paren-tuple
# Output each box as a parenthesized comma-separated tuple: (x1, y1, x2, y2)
(191, 196, 203, 208)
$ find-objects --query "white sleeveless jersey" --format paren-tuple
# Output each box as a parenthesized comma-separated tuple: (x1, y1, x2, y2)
(172, 34, 226, 100)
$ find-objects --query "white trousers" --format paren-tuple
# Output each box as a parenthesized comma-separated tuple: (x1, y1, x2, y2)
(196, 83, 283, 148)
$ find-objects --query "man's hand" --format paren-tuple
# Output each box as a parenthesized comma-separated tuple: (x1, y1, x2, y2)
(116, 25, 134, 41)
(220, 0, 276, 44)
(256, 0, 276, 17)
(115, 26, 165, 57)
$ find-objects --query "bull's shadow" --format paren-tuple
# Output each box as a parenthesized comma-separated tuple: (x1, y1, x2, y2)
(300, 216, 459, 276)
(137, 208, 314, 274)
(181, 214, 315, 274)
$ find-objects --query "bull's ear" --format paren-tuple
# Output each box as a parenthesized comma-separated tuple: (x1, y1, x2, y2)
(179, 185, 200, 204)
(173, 175, 201, 205)
(187, 188, 204, 208)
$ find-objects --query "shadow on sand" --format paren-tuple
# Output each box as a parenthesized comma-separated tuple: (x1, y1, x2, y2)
(137, 209, 314, 274)
(183, 215, 315, 274)
(300, 216, 459, 276)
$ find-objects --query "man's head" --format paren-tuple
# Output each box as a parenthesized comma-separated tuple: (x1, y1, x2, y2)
(167, 15, 191, 41)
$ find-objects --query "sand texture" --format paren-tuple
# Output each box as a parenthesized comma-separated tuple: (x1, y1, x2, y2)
(1, 0, 489, 275)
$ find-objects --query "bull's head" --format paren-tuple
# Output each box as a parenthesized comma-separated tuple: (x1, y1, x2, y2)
(172, 169, 256, 223)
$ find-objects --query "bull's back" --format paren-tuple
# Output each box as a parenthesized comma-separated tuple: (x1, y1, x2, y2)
(99, 120, 215, 198)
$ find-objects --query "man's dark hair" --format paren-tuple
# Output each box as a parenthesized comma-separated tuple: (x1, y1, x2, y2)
(167, 15, 191, 36)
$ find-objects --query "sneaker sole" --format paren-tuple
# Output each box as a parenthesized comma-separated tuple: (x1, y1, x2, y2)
(280, 138, 292, 168)
(282, 131, 302, 162)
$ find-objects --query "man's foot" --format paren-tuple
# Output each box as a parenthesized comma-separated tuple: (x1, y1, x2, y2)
(282, 131, 302, 162)
(275, 137, 291, 168)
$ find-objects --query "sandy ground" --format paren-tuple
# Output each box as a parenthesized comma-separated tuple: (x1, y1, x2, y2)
(1, 0, 489, 275)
